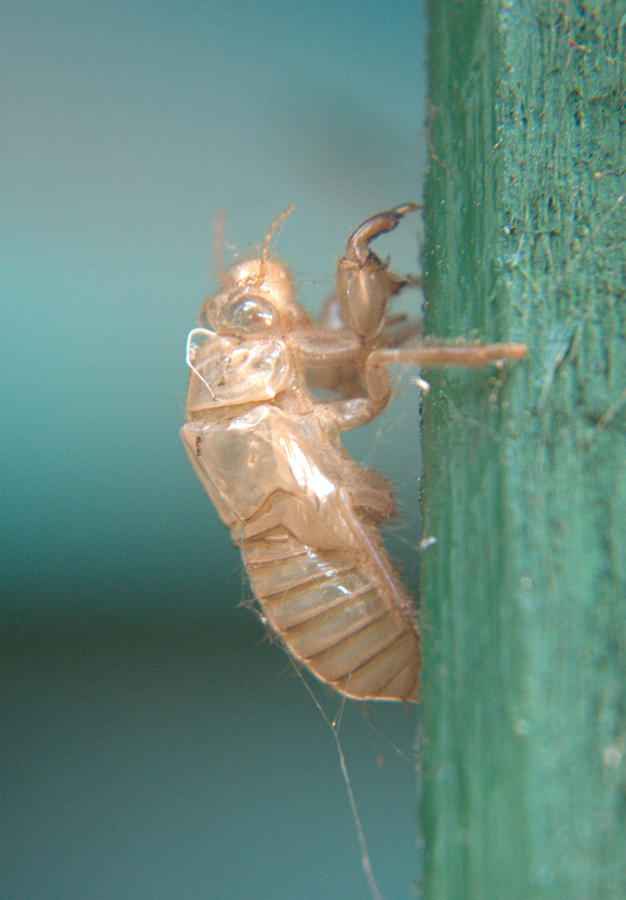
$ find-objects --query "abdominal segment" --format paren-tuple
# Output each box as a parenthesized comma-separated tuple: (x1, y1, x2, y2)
(240, 525, 419, 702)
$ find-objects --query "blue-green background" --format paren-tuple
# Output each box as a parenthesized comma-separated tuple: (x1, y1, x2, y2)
(1, 1, 427, 897)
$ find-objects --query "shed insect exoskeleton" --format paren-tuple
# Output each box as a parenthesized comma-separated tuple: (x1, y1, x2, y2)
(181, 204, 526, 702)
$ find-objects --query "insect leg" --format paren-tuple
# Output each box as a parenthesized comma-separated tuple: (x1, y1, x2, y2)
(336, 203, 420, 338)
(367, 342, 528, 370)
(336, 341, 529, 428)
(343, 203, 420, 266)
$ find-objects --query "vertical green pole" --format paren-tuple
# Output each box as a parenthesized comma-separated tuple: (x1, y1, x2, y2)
(421, 2, 626, 898)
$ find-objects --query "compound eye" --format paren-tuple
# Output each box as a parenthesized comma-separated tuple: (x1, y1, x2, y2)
(216, 293, 279, 335)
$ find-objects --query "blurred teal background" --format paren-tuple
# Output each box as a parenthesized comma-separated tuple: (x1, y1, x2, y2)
(1, 1, 427, 897)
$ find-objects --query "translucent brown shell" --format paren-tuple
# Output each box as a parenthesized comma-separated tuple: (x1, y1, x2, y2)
(182, 205, 526, 702)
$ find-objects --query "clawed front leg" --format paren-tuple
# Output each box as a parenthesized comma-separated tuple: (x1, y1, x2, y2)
(292, 200, 527, 434)
(336, 203, 420, 338)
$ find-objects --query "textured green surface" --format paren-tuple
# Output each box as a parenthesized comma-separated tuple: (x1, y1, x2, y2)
(421, 2, 626, 898)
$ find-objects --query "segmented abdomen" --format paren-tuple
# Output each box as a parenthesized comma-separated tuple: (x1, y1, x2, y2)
(240, 526, 419, 702)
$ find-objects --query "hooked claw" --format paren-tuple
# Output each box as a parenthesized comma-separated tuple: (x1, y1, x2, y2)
(337, 203, 420, 339)
(343, 202, 420, 265)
